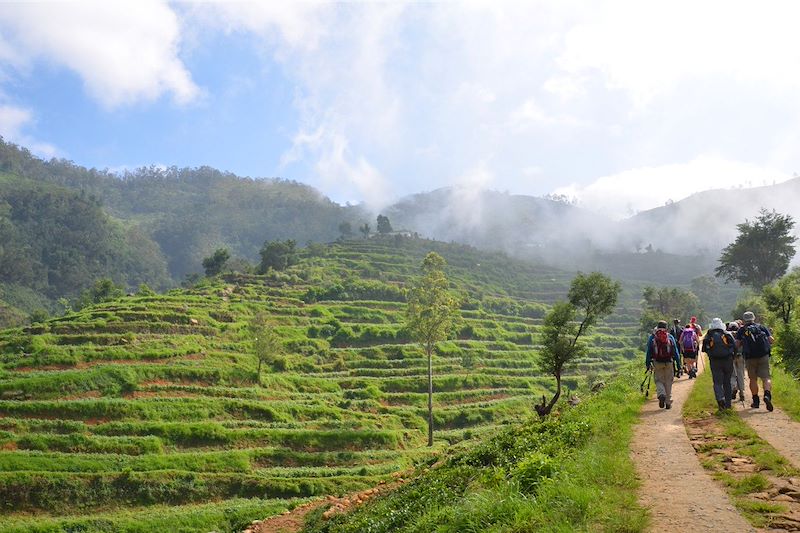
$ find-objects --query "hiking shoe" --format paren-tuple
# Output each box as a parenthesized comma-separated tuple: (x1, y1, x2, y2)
(751, 395, 760, 409)
(665, 401, 672, 410)
(658, 395, 665, 408)
(764, 391, 773, 412)
(717, 399, 726, 410)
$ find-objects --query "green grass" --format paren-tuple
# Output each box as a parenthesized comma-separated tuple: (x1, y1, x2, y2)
(301, 365, 648, 533)
(769, 363, 800, 421)
(684, 363, 797, 475)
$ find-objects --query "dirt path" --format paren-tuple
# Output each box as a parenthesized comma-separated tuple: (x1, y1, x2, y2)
(738, 401, 800, 469)
(631, 369, 755, 532)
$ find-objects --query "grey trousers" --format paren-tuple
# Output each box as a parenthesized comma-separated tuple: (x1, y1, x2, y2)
(710, 357, 733, 406)
(653, 361, 674, 404)
(731, 355, 745, 393)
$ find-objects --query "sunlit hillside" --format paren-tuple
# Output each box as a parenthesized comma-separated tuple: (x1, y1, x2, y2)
(0, 237, 640, 532)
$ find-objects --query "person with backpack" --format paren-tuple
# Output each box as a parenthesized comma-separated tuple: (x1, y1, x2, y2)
(645, 320, 681, 409)
(735, 311, 774, 411)
(679, 323, 700, 378)
(727, 321, 746, 403)
(689, 316, 703, 337)
(703, 318, 736, 410)
(669, 319, 684, 376)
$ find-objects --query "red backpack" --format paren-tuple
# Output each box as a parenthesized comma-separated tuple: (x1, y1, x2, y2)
(653, 329, 673, 362)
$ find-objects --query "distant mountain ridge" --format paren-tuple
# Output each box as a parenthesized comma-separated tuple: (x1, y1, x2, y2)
(1, 137, 791, 318)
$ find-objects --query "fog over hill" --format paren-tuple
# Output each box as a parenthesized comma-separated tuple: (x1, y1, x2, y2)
(622, 177, 800, 255)
(386, 179, 800, 261)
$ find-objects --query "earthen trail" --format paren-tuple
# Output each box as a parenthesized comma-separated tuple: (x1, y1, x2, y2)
(631, 369, 755, 532)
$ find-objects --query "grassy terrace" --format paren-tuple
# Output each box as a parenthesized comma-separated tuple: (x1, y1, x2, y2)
(0, 237, 640, 532)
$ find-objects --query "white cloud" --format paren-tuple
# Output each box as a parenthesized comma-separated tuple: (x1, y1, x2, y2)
(554, 156, 791, 219)
(306, 126, 393, 209)
(187, 2, 331, 53)
(0, 1, 199, 108)
(0, 105, 58, 158)
(552, 0, 800, 108)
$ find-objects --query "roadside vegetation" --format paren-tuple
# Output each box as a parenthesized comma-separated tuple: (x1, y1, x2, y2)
(302, 366, 647, 533)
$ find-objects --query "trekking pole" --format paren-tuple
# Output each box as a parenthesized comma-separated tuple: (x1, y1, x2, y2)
(639, 369, 650, 393)
(640, 368, 653, 394)
(639, 368, 652, 398)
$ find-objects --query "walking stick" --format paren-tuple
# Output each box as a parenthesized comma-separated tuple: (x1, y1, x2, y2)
(640, 368, 653, 398)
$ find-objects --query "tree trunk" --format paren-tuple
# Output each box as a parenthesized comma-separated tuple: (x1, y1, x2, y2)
(427, 344, 434, 447)
(257, 358, 262, 384)
(535, 372, 562, 417)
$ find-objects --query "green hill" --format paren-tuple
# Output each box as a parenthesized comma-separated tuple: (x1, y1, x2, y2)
(0, 237, 640, 532)
(0, 139, 367, 312)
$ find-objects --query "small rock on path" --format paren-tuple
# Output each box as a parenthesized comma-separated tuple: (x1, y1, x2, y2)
(631, 368, 755, 532)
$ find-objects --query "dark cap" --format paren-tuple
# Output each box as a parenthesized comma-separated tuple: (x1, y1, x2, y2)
(656, 320, 668, 329)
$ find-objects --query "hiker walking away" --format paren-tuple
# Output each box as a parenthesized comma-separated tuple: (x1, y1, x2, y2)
(669, 319, 684, 376)
(703, 318, 736, 410)
(735, 311, 775, 411)
(689, 316, 703, 337)
(645, 320, 681, 409)
(679, 323, 700, 378)
(727, 321, 746, 403)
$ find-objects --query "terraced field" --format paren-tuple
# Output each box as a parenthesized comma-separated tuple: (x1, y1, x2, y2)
(0, 237, 641, 532)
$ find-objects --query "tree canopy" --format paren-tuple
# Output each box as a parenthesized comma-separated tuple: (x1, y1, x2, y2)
(258, 240, 297, 273)
(639, 285, 702, 333)
(202, 248, 230, 277)
(716, 209, 797, 291)
(376, 215, 393, 234)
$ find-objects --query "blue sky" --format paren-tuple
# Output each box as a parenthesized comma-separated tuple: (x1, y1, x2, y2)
(0, 1, 799, 218)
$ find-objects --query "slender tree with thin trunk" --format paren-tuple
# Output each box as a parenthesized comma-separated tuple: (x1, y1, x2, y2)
(249, 313, 283, 383)
(405, 252, 459, 446)
(536, 272, 620, 417)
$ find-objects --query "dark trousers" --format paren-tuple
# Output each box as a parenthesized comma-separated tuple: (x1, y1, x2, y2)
(709, 357, 733, 407)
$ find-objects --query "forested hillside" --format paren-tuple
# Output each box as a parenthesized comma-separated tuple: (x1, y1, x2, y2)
(0, 140, 367, 321)
(0, 237, 641, 532)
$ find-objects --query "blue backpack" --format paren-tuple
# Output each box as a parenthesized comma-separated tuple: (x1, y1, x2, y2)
(742, 324, 770, 358)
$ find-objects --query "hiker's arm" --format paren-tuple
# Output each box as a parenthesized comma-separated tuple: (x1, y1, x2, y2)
(645, 338, 653, 368)
(672, 338, 681, 366)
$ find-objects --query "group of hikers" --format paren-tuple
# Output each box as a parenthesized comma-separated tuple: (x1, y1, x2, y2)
(644, 312, 774, 411)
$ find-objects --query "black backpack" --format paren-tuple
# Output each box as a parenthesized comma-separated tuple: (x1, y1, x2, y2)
(742, 324, 770, 358)
(706, 330, 735, 358)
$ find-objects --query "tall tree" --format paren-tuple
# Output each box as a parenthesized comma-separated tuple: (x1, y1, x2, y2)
(376, 214, 393, 234)
(405, 252, 459, 446)
(249, 313, 284, 383)
(359, 223, 371, 239)
(716, 209, 797, 291)
(536, 272, 620, 417)
(202, 248, 230, 277)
